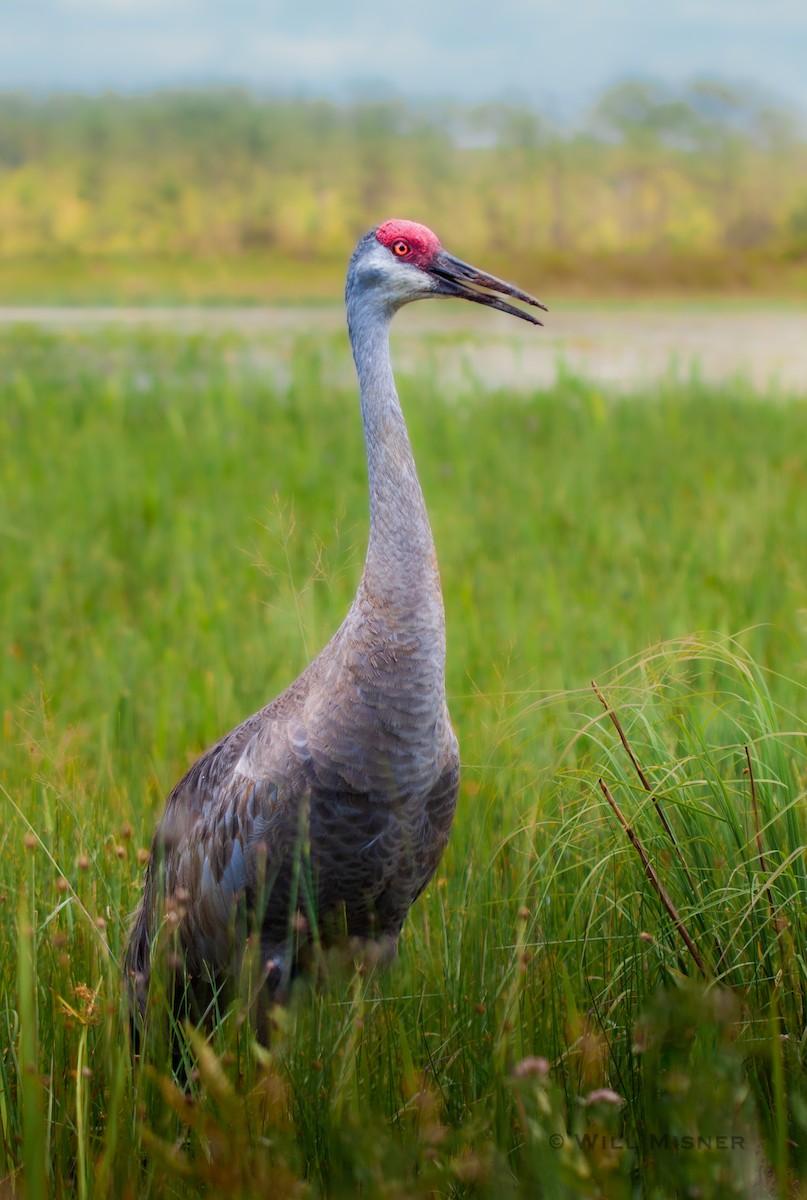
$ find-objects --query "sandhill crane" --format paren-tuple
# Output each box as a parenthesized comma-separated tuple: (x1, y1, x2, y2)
(124, 219, 545, 1030)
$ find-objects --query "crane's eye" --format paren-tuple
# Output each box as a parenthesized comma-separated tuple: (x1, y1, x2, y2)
(391, 239, 411, 257)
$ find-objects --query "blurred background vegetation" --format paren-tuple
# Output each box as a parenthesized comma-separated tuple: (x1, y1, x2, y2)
(2, 78, 807, 303)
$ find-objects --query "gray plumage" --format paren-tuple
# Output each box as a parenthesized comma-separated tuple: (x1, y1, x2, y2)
(124, 220, 545, 1026)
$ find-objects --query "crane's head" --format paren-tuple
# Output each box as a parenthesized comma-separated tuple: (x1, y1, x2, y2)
(347, 219, 547, 325)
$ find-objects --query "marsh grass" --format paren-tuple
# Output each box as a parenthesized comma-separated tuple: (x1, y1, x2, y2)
(1, 327, 806, 1196)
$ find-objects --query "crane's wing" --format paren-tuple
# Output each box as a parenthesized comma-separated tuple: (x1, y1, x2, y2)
(152, 710, 315, 977)
(126, 688, 459, 1012)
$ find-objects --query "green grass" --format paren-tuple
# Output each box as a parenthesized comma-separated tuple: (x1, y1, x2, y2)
(1, 326, 806, 1197)
(0, 254, 346, 306)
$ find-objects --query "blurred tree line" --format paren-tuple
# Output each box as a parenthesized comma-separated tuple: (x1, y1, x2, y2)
(1, 80, 806, 294)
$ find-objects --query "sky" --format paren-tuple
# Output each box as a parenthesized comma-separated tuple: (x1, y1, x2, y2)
(3, 0, 807, 113)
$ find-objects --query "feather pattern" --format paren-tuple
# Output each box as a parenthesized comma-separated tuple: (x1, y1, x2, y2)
(124, 222, 543, 1028)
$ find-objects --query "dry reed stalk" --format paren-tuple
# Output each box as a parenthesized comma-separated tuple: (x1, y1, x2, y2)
(598, 777, 707, 977)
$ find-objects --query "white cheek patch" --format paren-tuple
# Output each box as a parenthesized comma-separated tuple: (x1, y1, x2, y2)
(365, 241, 434, 303)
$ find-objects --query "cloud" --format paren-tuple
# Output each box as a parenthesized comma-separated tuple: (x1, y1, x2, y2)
(2, 0, 805, 109)
(55, 0, 198, 11)
(240, 28, 499, 88)
(673, 0, 807, 26)
(248, 31, 426, 75)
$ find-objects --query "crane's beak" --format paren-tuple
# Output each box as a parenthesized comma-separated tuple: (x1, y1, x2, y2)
(428, 251, 547, 325)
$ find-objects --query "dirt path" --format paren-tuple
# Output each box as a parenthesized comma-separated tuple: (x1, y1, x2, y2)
(1, 304, 805, 393)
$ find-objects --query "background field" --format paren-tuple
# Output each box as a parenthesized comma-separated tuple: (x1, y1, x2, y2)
(1, 83, 807, 303)
(1, 320, 806, 1197)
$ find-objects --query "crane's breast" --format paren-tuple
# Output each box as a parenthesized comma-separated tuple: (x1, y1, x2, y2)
(154, 695, 458, 972)
(301, 733, 459, 938)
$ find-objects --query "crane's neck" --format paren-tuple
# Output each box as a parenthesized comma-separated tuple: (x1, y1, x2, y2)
(347, 293, 443, 630)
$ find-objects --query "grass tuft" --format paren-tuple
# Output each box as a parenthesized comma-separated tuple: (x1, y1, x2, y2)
(1, 326, 806, 1196)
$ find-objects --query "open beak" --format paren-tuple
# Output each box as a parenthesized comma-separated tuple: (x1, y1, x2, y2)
(429, 251, 548, 325)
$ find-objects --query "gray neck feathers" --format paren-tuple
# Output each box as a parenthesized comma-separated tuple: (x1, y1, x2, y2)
(302, 264, 449, 796)
(340, 284, 447, 751)
(346, 290, 443, 621)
